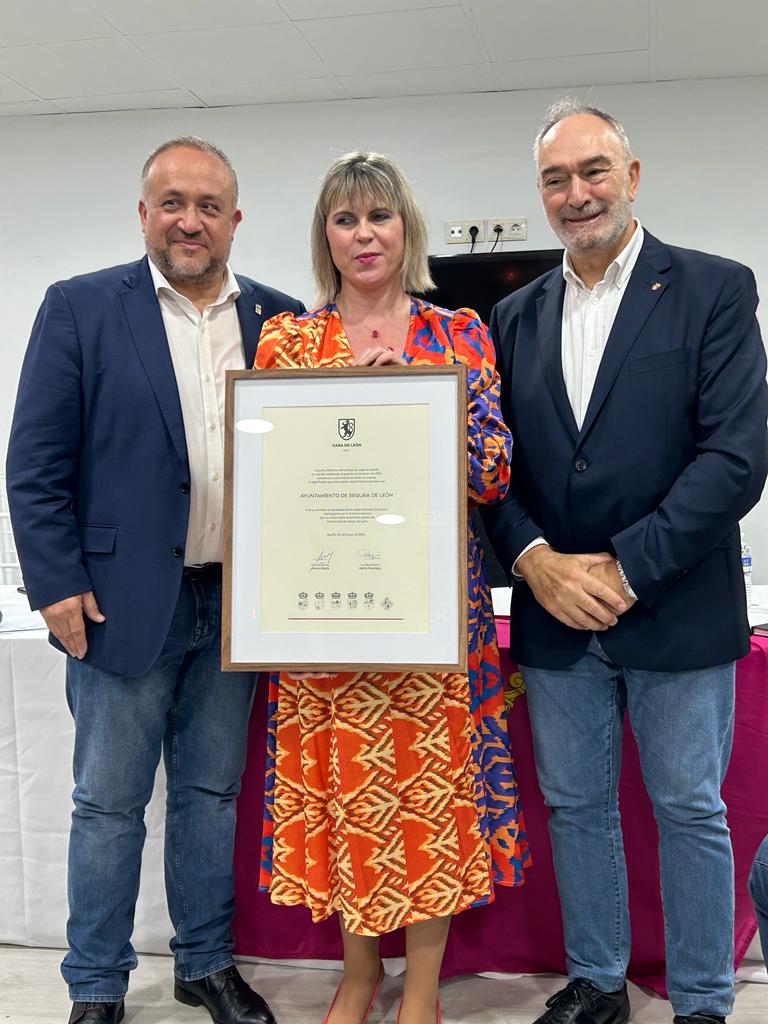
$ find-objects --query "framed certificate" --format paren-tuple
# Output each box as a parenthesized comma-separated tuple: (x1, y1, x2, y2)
(222, 365, 468, 672)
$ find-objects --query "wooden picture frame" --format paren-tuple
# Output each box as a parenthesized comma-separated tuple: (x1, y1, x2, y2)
(222, 365, 468, 672)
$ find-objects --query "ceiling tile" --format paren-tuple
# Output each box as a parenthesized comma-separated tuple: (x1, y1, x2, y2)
(655, 0, 768, 80)
(470, 0, 648, 62)
(298, 7, 483, 75)
(0, 74, 37, 103)
(0, 38, 177, 98)
(198, 78, 348, 106)
(130, 24, 326, 92)
(281, 0, 459, 17)
(0, 99, 61, 116)
(493, 51, 650, 92)
(0, 0, 116, 47)
(87, 0, 285, 35)
(342, 64, 495, 99)
(54, 89, 202, 113)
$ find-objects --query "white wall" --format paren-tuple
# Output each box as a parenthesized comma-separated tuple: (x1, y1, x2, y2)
(2, 75, 767, 576)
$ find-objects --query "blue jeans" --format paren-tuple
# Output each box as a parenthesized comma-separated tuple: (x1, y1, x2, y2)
(749, 834, 768, 968)
(61, 576, 255, 1002)
(520, 635, 735, 1017)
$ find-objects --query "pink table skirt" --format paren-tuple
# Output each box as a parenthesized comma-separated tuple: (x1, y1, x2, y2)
(232, 631, 768, 996)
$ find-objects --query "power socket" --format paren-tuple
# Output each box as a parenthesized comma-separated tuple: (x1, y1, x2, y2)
(486, 218, 527, 242)
(445, 220, 486, 245)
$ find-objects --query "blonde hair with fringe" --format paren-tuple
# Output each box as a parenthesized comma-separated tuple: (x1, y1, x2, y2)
(311, 151, 434, 304)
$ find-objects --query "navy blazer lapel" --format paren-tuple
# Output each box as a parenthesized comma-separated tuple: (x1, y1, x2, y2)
(120, 258, 188, 465)
(578, 232, 672, 444)
(235, 279, 267, 367)
(536, 271, 579, 444)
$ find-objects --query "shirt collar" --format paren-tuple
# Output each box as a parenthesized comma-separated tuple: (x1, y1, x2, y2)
(148, 258, 241, 306)
(562, 220, 645, 292)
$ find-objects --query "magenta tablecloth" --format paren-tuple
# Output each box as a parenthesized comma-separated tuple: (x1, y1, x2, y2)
(232, 632, 768, 995)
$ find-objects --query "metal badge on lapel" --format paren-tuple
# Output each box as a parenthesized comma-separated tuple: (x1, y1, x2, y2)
(254, 303, 262, 314)
(651, 282, 662, 291)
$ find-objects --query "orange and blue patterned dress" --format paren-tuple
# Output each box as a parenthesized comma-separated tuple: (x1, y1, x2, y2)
(255, 298, 530, 936)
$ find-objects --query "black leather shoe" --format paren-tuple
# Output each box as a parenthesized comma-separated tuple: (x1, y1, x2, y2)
(533, 979, 630, 1024)
(673, 1016, 726, 1023)
(175, 965, 275, 1024)
(68, 1002, 124, 1024)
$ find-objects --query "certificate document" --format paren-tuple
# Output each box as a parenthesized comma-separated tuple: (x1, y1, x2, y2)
(260, 403, 429, 633)
(223, 366, 467, 672)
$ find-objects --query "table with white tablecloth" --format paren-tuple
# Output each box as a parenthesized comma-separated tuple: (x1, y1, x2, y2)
(0, 586, 169, 952)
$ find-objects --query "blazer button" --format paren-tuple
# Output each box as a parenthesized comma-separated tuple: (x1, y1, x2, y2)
(171, 546, 183, 558)
(179, 482, 190, 494)
(574, 458, 589, 472)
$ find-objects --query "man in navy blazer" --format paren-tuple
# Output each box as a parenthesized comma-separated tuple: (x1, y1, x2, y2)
(484, 102, 767, 1024)
(7, 138, 304, 1024)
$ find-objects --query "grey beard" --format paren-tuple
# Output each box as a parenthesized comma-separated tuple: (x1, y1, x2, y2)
(146, 242, 224, 282)
(555, 199, 632, 253)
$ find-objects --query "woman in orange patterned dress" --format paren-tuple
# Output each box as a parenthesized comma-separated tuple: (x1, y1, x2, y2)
(255, 153, 530, 1024)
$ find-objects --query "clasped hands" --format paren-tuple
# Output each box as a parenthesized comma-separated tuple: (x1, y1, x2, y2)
(516, 545, 636, 631)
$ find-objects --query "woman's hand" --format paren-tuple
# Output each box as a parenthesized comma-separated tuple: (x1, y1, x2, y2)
(354, 346, 406, 367)
(286, 671, 336, 680)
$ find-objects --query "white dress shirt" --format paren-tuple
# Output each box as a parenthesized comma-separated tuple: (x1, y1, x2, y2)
(561, 221, 645, 428)
(148, 260, 245, 565)
(513, 222, 645, 593)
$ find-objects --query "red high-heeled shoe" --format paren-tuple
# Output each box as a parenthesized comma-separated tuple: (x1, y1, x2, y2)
(322, 962, 385, 1024)
(395, 1000, 441, 1023)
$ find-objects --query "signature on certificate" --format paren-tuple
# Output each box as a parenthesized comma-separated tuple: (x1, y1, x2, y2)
(310, 550, 334, 570)
(356, 548, 381, 562)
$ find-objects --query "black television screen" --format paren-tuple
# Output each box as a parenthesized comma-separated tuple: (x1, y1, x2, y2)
(422, 249, 563, 589)
(424, 248, 562, 326)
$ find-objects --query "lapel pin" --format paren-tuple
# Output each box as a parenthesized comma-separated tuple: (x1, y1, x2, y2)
(651, 282, 662, 291)
(254, 303, 262, 314)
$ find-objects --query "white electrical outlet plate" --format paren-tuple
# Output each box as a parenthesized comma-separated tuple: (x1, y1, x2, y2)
(445, 220, 486, 244)
(485, 218, 527, 242)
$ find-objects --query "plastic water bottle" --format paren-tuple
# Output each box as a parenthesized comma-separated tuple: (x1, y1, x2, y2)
(741, 534, 753, 606)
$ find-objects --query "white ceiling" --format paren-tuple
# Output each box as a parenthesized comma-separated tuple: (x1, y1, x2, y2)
(0, 0, 765, 117)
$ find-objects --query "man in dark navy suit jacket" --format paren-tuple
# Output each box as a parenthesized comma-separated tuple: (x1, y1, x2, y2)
(6, 138, 304, 1024)
(484, 101, 767, 1024)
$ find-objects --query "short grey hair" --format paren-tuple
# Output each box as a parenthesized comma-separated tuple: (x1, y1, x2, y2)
(311, 151, 435, 305)
(533, 98, 633, 166)
(141, 136, 239, 205)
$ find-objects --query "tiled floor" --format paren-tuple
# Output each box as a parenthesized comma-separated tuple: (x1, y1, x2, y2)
(2, 947, 766, 1023)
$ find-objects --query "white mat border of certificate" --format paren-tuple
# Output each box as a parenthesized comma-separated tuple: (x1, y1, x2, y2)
(222, 366, 468, 672)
